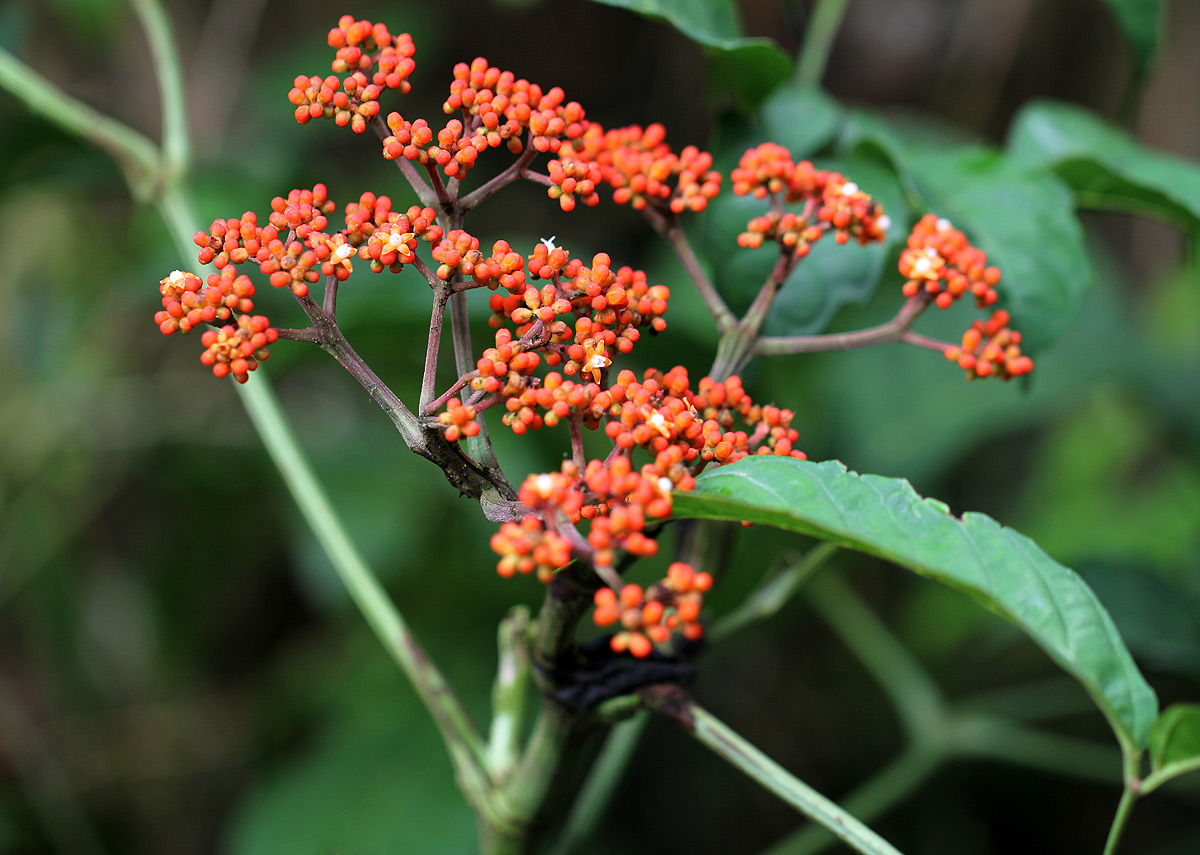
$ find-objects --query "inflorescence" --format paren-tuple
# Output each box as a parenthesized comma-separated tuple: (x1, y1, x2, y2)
(154, 16, 1033, 658)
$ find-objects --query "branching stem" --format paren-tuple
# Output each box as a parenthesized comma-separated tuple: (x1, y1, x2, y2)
(754, 295, 933, 357)
(461, 142, 539, 210)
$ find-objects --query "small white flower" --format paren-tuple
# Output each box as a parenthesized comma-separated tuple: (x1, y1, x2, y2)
(535, 474, 555, 495)
(936, 217, 951, 232)
(841, 182, 858, 196)
(648, 412, 671, 437)
(540, 235, 557, 252)
(657, 477, 674, 495)
(169, 270, 187, 285)
(334, 242, 356, 260)
(913, 256, 934, 276)
(877, 215, 891, 232)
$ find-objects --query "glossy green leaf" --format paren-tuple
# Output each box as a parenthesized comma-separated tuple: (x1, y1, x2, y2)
(1100, 0, 1164, 75)
(842, 114, 1092, 351)
(588, 0, 790, 104)
(672, 456, 1159, 750)
(1148, 704, 1200, 787)
(1008, 100, 1200, 228)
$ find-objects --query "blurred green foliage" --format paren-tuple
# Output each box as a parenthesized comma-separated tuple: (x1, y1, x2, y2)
(1, 0, 1199, 853)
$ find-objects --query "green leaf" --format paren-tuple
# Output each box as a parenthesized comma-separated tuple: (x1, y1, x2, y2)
(1147, 704, 1200, 788)
(1100, 0, 1164, 75)
(587, 0, 790, 104)
(757, 85, 842, 159)
(842, 114, 1092, 351)
(1008, 100, 1200, 229)
(672, 456, 1159, 751)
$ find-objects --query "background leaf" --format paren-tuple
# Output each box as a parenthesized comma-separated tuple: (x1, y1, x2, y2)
(587, 0, 790, 104)
(672, 456, 1159, 751)
(756, 85, 842, 159)
(1008, 100, 1200, 228)
(1148, 704, 1200, 786)
(842, 114, 1093, 351)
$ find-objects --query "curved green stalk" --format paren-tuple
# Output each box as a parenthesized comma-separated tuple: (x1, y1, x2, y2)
(669, 700, 907, 855)
(1102, 787, 1138, 855)
(795, 0, 851, 89)
(0, 46, 161, 198)
(0, 1, 496, 819)
(130, 0, 189, 176)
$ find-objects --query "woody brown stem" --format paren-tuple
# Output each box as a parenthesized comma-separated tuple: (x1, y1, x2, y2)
(754, 294, 933, 356)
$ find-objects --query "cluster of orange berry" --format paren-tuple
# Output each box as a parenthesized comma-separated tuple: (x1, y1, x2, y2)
(552, 123, 722, 214)
(482, 360, 805, 656)
(593, 563, 712, 658)
(900, 214, 1000, 309)
(156, 268, 277, 383)
(162, 185, 445, 379)
(898, 215, 1032, 379)
(943, 309, 1033, 379)
(382, 56, 588, 180)
(191, 188, 442, 298)
(155, 16, 1038, 660)
(733, 144, 889, 255)
(289, 16, 415, 134)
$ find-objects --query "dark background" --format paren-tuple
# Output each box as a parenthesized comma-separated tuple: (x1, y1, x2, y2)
(1, 0, 1198, 852)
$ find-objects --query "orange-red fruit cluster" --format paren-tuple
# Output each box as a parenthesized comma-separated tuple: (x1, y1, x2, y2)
(943, 309, 1033, 380)
(199, 314, 279, 383)
(485, 367, 805, 573)
(156, 269, 250, 335)
(734, 145, 888, 255)
(437, 397, 481, 442)
(382, 56, 588, 179)
(592, 562, 713, 657)
(289, 17, 415, 133)
(558, 123, 721, 213)
(899, 214, 1000, 310)
(489, 516, 573, 583)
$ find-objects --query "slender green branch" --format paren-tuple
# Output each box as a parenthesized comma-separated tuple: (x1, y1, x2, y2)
(449, 286, 505, 475)
(0, 47, 161, 198)
(130, 0, 189, 176)
(1140, 758, 1200, 795)
(644, 692, 906, 855)
(711, 542, 839, 641)
(766, 745, 943, 855)
(795, 0, 851, 89)
(0, 30, 502, 821)
(235, 370, 494, 801)
(1102, 787, 1139, 855)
